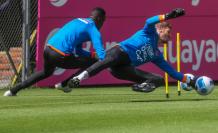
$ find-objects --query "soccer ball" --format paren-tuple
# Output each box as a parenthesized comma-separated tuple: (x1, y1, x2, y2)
(180, 73, 195, 91)
(195, 76, 214, 95)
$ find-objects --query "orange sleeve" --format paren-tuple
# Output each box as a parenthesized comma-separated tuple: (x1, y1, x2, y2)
(182, 75, 187, 83)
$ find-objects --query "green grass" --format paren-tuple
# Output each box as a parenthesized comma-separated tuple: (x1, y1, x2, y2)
(0, 86, 218, 133)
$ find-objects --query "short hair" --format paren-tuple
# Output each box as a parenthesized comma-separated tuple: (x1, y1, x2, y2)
(92, 7, 106, 18)
(156, 22, 172, 29)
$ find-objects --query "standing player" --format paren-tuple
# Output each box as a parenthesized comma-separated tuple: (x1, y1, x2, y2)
(66, 8, 196, 92)
(4, 7, 106, 96)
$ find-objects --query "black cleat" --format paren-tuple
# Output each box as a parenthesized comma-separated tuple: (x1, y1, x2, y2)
(55, 83, 72, 93)
(67, 78, 80, 88)
(132, 82, 156, 93)
(57, 86, 73, 93)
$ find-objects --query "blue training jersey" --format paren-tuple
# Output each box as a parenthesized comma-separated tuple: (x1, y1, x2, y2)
(48, 18, 105, 60)
(120, 15, 184, 81)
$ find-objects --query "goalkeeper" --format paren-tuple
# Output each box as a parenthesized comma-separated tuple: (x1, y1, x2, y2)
(65, 8, 196, 93)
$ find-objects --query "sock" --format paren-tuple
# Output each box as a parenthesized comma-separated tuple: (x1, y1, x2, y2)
(55, 83, 62, 88)
(74, 71, 89, 81)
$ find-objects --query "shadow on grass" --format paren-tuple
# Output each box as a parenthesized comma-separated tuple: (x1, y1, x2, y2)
(130, 98, 217, 103)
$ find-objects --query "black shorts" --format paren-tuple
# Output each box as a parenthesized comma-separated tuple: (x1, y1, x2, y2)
(44, 46, 97, 69)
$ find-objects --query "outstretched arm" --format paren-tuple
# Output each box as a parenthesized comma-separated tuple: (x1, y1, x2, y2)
(151, 55, 189, 83)
(152, 56, 197, 89)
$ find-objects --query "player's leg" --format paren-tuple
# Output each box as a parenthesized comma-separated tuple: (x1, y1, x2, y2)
(4, 46, 60, 96)
(67, 45, 130, 87)
(109, 66, 164, 93)
(5, 67, 55, 96)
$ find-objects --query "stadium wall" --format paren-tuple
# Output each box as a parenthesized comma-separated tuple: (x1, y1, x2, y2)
(37, 0, 218, 87)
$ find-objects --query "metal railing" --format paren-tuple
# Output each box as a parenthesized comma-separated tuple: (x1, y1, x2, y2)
(0, 0, 37, 89)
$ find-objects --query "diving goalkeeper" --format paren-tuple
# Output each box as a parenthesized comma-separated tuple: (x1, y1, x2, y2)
(63, 8, 196, 93)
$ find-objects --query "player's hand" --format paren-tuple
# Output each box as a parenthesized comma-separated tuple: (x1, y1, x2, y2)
(165, 8, 185, 20)
(188, 76, 199, 90)
(91, 52, 98, 59)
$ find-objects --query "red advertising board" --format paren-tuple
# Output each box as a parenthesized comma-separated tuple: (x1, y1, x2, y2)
(37, 0, 218, 86)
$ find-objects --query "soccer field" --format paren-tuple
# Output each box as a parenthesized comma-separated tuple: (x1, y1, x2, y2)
(0, 86, 218, 133)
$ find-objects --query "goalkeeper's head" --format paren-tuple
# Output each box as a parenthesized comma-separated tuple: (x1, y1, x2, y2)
(155, 22, 172, 43)
(90, 7, 106, 30)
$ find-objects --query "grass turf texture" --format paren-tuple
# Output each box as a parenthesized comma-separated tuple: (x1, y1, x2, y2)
(0, 86, 218, 133)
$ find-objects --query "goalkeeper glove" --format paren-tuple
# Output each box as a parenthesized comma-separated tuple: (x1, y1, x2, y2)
(188, 76, 199, 89)
(165, 8, 185, 20)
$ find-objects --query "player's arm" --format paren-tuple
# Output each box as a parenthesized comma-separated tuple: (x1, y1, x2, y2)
(151, 55, 190, 83)
(153, 56, 198, 88)
(88, 26, 106, 60)
(145, 15, 165, 27)
(145, 8, 185, 27)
